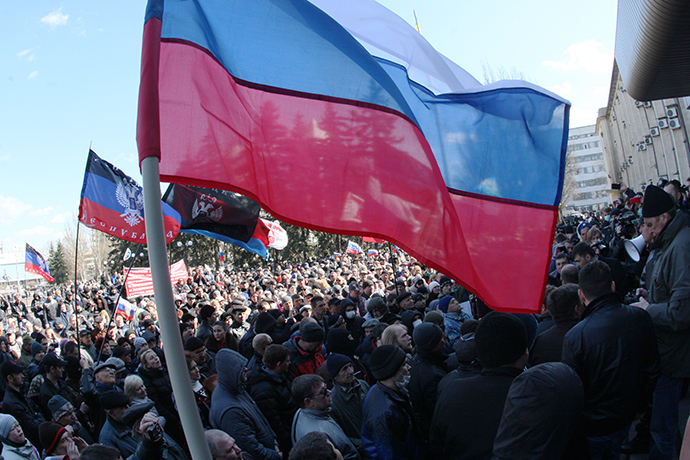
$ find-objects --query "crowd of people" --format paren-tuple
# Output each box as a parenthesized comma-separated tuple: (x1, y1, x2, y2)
(0, 179, 688, 460)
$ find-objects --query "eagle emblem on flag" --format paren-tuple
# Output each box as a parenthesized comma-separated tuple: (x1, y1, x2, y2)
(116, 181, 145, 227)
(192, 195, 224, 222)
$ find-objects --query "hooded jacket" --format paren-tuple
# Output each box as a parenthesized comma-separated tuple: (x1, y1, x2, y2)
(644, 211, 690, 377)
(210, 349, 280, 460)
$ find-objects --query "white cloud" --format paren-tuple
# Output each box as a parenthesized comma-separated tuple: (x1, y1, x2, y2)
(28, 71, 38, 79)
(543, 39, 613, 75)
(14, 226, 56, 238)
(0, 196, 32, 226)
(29, 207, 54, 218)
(17, 48, 37, 62)
(50, 212, 72, 224)
(41, 8, 69, 29)
(569, 106, 599, 129)
(546, 81, 573, 98)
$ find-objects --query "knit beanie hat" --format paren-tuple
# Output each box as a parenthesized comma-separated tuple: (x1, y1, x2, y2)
(133, 337, 147, 350)
(327, 353, 352, 379)
(0, 414, 17, 438)
(301, 323, 325, 343)
(184, 336, 205, 352)
(413, 323, 443, 351)
(428, 281, 440, 292)
(39, 422, 67, 454)
(30, 342, 44, 357)
(370, 345, 406, 381)
(642, 185, 676, 217)
(437, 296, 453, 313)
(474, 312, 527, 368)
(48, 395, 73, 421)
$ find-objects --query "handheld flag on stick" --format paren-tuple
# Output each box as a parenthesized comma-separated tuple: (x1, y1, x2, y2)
(163, 184, 271, 258)
(79, 150, 181, 244)
(116, 298, 137, 322)
(25, 244, 54, 282)
(137, 0, 569, 313)
(123, 247, 133, 261)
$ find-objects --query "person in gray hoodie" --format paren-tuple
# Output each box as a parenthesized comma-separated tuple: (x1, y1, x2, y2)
(210, 349, 281, 460)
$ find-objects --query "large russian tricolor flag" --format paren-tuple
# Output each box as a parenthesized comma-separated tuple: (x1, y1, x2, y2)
(137, 0, 569, 313)
(79, 150, 181, 244)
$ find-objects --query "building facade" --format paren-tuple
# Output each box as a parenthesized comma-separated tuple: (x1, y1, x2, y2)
(563, 125, 610, 214)
(596, 62, 690, 192)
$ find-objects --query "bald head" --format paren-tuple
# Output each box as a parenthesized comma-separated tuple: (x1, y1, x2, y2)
(560, 264, 579, 285)
(206, 429, 242, 460)
(252, 333, 273, 356)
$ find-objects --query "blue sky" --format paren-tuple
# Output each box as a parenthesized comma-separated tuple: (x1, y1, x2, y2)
(0, 0, 618, 256)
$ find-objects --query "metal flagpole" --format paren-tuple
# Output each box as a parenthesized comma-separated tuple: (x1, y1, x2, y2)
(141, 156, 212, 460)
(95, 245, 141, 365)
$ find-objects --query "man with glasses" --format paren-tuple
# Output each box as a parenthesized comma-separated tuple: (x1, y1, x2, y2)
(291, 374, 360, 460)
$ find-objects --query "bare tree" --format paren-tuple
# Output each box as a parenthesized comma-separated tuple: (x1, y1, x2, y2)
(481, 60, 530, 84)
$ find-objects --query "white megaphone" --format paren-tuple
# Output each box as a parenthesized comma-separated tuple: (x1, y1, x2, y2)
(624, 235, 646, 262)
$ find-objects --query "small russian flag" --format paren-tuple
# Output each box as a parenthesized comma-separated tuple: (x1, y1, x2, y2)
(116, 298, 136, 322)
(368, 249, 379, 256)
(346, 241, 362, 254)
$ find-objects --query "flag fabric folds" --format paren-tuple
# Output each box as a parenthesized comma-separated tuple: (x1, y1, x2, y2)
(163, 184, 271, 258)
(368, 249, 379, 256)
(79, 150, 181, 244)
(263, 220, 289, 250)
(347, 241, 363, 254)
(116, 298, 137, 321)
(25, 244, 54, 282)
(126, 259, 189, 297)
(137, 0, 570, 313)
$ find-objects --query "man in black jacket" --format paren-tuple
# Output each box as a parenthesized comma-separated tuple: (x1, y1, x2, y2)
(408, 323, 447, 441)
(430, 312, 527, 460)
(247, 344, 297, 456)
(1, 360, 45, 449)
(562, 260, 659, 459)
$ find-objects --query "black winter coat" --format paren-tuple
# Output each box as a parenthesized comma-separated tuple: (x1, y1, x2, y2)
(492, 363, 584, 460)
(247, 367, 297, 454)
(430, 367, 522, 460)
(408, 349, 447, 440)
(2, 386, 45, 449)
(562, 292, 660, 436)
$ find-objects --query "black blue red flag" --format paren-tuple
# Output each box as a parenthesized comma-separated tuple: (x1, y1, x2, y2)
(25, 243, 54, 282)
(163, 184, 270, 258)
(79, 150, 181, 243)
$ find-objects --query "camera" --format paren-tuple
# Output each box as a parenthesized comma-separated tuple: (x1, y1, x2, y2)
(147, 422, 163, 442)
